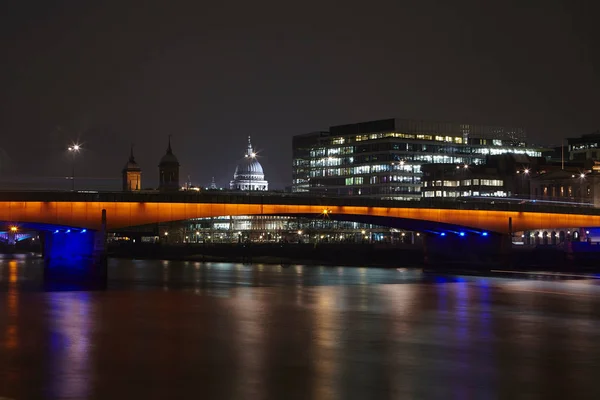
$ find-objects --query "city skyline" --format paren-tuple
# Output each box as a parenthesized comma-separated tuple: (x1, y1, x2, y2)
(1, 1, 598, 189)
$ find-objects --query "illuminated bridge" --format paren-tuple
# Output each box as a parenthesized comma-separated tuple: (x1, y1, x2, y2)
(1, 191, 599, 286)
(1, 191, 600, 233)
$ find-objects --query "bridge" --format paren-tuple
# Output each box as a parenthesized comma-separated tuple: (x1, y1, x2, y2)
(2, 190, 600, 233)
(1, 190, 599, 287)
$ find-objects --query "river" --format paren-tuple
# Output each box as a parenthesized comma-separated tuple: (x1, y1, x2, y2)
(1, 256, 600, 399)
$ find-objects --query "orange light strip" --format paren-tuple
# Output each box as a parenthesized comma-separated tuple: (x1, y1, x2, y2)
(0, 201, 599, 233)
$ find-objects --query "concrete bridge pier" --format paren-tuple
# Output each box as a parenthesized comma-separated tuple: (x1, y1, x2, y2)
(43, 209, 108, 290)
(422, 231, 512, 270)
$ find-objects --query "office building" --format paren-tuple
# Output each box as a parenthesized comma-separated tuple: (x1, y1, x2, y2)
(293, 118, 542, 200)
(421, 154, 538, 199)
(568, 130, 600, 161)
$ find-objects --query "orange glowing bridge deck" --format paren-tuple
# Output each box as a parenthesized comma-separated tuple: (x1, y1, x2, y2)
(1, 191, 600, 234)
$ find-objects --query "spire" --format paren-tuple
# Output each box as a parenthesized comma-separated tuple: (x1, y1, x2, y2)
(129, 144, 135, 163)
(247, 135, 252, 154)
(247, 135, 255, 157)
(167, 134, 173, 154)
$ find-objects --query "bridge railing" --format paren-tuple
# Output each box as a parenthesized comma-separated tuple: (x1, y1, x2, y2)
(0, 190, 598, 216)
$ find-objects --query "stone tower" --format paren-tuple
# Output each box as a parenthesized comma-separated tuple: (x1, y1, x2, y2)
(122, 145, 141, 191)
(158, 136, 180, 191)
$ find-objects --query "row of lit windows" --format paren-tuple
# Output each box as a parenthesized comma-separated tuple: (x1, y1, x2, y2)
(309, 164, 422, 177)
(305, 147, 540, 163)
(423, 190, 508, 197)
(570, 143, 599, 151)
(423, 179, 504, 187)
(343, 176, 422, 185)
(353, 132, 465, 143)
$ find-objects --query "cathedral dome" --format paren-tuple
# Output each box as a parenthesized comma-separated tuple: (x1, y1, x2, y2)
(234, 156, 264, 177)
(230, 136, 268, 191)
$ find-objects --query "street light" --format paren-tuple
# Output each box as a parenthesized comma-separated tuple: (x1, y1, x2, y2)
(67, 143, 81, 191)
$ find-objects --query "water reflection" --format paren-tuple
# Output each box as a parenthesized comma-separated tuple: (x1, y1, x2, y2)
(6, 260, 19, 350)
(47, 291, 94, 399)
(1, 260, 600, 398)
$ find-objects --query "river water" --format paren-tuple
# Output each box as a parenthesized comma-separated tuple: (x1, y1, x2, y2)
(1, 256, 600, 399)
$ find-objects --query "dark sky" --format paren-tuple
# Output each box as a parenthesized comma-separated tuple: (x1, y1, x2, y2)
(1, 0, 598, 190)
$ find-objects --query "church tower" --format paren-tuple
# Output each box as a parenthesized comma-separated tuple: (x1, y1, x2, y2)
(122, 145, 141, 191)
(158, 136, 180, 191)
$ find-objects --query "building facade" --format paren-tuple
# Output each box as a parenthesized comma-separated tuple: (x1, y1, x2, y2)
(292, 118, 541, 200)
(230, 136, 268, 191)
(122, 146, 141, 191)
(421, 154, 538, 199)
(568, 131, 600, 161)
(529, 161, 600, 207)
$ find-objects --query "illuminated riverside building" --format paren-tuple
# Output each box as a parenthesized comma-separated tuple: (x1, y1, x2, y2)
(292, 118, 542, 200)
(420, 154, 537, 199)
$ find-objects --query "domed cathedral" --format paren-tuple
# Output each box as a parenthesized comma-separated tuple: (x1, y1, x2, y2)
(230, 136, 268, 191)
(122, 145, 141, 191)
(158, 136, 180, 192)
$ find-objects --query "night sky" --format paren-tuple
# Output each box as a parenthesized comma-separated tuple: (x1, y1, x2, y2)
(1, 0, 598, 190)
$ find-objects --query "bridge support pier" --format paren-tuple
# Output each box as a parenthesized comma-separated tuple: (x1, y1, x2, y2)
(422, 232, 512, 270)
(43, 210, 107, 290)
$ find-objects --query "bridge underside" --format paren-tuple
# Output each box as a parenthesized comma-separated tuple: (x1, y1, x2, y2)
(0, 218, 107, 290)
(272, 213, 492, 235)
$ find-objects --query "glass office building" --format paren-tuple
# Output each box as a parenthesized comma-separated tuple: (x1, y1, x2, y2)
(292, 118, 542, 200)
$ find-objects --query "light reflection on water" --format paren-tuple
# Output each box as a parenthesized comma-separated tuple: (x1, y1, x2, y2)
(1, 258, 600, 398)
